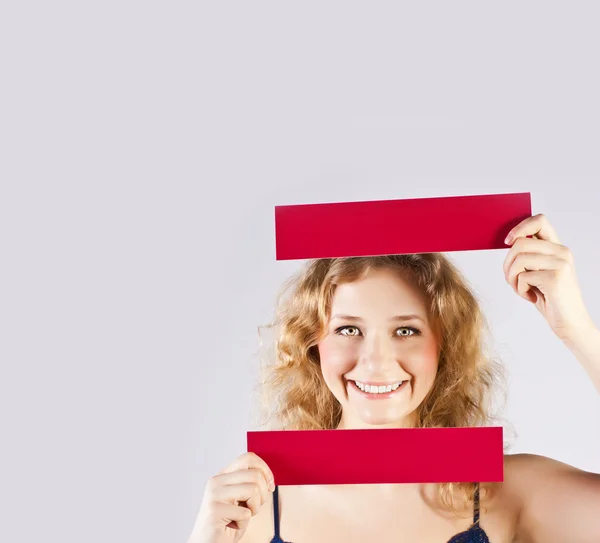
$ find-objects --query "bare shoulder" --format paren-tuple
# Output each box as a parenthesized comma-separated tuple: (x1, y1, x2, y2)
(504, 451, 561, 479)
(501, 452, 600, 542)
(477, 454, 595, 518)
(503, 452, 579, 498)
(504, 451, 599, 483)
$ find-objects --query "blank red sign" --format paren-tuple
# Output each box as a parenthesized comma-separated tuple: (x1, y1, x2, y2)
(247, 427, 504, 485)
(275, 192, 531, 260)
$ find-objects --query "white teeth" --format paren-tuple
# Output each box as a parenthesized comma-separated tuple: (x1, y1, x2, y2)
(353, 381, 404, 394)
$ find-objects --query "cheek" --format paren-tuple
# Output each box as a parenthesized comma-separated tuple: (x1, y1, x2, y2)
(318, 337, 357, 378)
(400, 340, 440, 378)
(417, 341, 440, 378)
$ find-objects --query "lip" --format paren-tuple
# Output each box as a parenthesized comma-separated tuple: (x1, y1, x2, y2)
(347, 379, 409, 400)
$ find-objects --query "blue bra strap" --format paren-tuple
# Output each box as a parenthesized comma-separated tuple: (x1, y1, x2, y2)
(272, 485, 280, 538)
(473, 482, 480, 525)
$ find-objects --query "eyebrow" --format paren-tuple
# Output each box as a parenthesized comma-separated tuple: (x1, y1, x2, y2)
(330, 314, 426, 323)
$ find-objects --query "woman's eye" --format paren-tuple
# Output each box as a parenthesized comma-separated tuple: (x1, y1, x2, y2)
(337, 326, 361, 336)
(396, 327, 416, 337)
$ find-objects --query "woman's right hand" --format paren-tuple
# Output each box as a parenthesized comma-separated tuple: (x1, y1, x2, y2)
(186, 452, 276, 543)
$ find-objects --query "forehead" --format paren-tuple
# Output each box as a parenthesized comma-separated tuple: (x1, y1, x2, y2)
(330, 267, 427, 314)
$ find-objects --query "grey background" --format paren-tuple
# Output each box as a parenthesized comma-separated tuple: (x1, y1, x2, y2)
(1, 2, 599, 542)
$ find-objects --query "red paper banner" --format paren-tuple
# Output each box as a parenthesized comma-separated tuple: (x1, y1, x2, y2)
(275, 192, 531, 260)
(247, 427, 504, 485)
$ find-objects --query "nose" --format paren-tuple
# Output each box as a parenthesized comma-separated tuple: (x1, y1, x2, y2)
(358, 330, 397, 372)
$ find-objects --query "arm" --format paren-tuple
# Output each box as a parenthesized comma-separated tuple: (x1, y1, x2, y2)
(512, 329, 600, 542)
(563, 325, 600, 395)
(503, 214, 600, 541)
(516, 327, 600, 542)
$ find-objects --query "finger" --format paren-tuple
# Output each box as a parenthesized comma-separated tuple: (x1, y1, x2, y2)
(212, 483, 264, 516)
(211, 501, 253, 530)
(218, 452, 275, 490)
(516, 272, 538, 303)
(516, 270, 557, 304)
(505, 213, 561, 245)
(502, 237, 568, 278)
(211, 468, 270, 505)
(506, 253, 565, 293)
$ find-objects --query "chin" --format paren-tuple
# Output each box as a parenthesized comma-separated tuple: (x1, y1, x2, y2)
(356, 408, 413, 428)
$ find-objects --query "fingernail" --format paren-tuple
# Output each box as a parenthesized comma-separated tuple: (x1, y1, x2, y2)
(504, 233, 513, 244)
(269, 480, 275, 491)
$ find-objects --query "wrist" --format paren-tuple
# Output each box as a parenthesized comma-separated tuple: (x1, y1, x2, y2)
(561, 321, 600, 394)
(561, 319, 599, 352)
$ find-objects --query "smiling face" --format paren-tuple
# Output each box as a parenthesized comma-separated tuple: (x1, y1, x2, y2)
(317, 267, 441, 429)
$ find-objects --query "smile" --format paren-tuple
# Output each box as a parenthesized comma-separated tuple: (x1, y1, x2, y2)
(349, 379, 409, 397)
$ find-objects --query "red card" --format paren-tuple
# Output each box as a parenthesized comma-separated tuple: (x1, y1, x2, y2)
(275, 192, 531, 260)
(247, 427, 504, 485)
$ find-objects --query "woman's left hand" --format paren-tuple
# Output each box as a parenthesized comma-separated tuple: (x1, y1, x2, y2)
(503, 213, 595, 343)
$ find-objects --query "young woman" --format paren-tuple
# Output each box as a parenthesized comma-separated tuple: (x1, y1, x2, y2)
(188, 213, 600, 543)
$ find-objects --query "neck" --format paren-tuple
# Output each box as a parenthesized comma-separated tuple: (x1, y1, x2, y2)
(336, 413, 417, 429)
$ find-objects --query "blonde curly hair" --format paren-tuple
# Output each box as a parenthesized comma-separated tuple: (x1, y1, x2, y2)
(256, 253, 507, 514)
